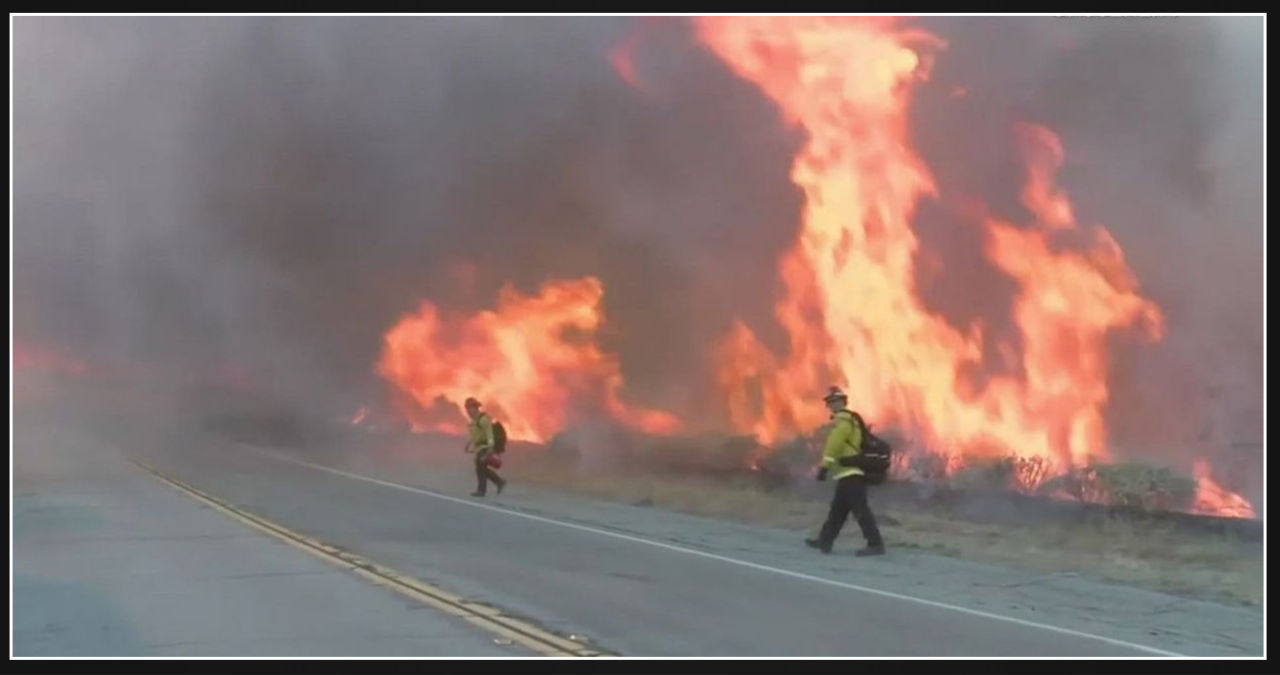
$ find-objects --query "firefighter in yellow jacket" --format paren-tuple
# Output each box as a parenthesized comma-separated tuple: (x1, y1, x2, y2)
(806, 386, 885, 556)
(463, 397, 506, 497)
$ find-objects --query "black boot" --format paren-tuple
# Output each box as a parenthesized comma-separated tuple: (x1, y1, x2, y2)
(805, 538, 832, 554)
(855, 543, 885, 557)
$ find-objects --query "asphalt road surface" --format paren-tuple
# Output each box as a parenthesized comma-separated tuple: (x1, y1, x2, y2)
(13, 400, 1261, 657)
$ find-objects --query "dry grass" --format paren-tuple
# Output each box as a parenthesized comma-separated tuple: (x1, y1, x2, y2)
(509, 457, 1263, 607)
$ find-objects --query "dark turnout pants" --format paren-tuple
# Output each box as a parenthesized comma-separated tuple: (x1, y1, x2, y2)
(474, 454, 504, 495)
(818, 474, 883, 548)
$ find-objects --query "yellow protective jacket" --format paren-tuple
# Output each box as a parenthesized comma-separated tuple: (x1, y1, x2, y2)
(820, 409, 864, 480)
(468, 413, 495, 453)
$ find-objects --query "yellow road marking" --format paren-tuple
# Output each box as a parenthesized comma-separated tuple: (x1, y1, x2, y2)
(130, 459, 609, 657)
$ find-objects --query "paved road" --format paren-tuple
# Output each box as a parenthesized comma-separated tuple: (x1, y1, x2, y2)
(130, 440, 1189, 657)
(17, 383, 1259, 657)
(12, 415, 529, 657)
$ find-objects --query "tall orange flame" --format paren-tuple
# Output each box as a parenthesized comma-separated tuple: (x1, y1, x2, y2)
(697, 17, 1174, 485)
(372, 17, 1254, 520)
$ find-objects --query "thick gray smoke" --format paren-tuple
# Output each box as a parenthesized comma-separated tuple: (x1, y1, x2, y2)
(12, 16, 1263, 504)
(13, 16, 800, 424)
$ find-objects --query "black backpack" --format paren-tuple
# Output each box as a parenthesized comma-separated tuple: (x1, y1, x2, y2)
(839, 410, 891, 484)
(491, 419, 508, 454)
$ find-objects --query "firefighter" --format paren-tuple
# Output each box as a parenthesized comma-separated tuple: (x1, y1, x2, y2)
(463, 397, 506, 497)
(806, 386, 885, 556)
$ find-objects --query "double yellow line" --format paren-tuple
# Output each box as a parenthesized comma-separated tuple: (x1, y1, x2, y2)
(131, 459, 609, 657)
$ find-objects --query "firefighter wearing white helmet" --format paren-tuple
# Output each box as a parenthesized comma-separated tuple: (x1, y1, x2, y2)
(805, 386, 885, 556)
